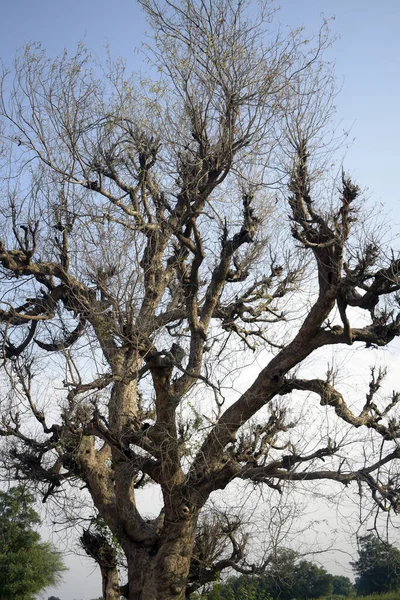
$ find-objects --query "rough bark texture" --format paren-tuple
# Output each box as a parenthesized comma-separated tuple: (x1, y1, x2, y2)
(123, 518, 199, 600)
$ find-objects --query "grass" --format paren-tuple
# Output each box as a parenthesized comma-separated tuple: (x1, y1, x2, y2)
(312, 593, 400, 600)
(355, 592, 400, 600)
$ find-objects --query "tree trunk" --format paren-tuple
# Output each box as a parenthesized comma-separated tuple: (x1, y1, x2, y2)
(80, 529, 121, 600)
(102, 565, 121, 600)
(124, 517, 197, 600)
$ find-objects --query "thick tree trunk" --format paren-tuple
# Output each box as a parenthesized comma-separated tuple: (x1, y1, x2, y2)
(124, 517, 197, 600)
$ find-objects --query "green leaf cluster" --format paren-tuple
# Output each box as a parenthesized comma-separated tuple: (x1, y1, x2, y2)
(0, 486, 66, 600)
(204, 549, 354, 600)
(351, 534, 400, 596)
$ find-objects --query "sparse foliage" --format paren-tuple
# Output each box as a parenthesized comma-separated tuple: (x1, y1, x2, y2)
(1, 0, 400, 599)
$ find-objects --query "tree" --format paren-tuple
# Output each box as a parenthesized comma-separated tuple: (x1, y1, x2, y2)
(207, 575, 270, 600)
(1, 0, 400, 598)
(291, 560, 333, 599)
(0, 487, 65, 600)
(331, 575, 354, 597)
(351, 534, 400, 595)
(261, 549, 299, 600)
(205, 556, 352, 599)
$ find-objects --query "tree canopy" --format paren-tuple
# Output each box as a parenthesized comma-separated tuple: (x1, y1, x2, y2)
(0, 0, 400, 599)
(205, 552, 354, 599)
(0, 487, 66, 600)
(352, 534, 400, 595)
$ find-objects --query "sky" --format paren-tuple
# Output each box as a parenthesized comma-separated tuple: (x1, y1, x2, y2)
(0, 0, 399, 598)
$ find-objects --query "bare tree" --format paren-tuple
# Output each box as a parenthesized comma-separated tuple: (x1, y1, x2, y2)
(1, 1, 400, 599)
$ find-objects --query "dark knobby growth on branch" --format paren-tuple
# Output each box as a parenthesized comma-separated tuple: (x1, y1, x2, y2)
(81, 528, 121, 600)
(0, 1, 400, 599)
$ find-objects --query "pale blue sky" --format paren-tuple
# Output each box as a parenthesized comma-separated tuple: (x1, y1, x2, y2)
(1, 1, 399, 599)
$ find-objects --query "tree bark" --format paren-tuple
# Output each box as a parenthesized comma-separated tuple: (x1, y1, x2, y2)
(124, 517, 198, 600)
(102, 566, 121, 600)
